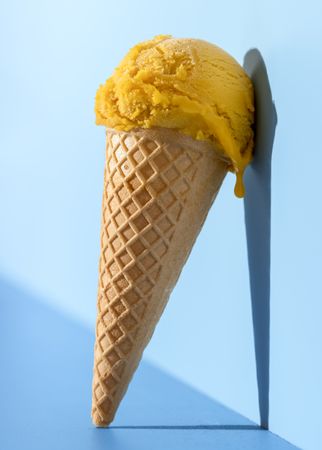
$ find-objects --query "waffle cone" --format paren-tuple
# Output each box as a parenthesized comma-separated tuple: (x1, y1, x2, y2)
(92, 127, 228, 426)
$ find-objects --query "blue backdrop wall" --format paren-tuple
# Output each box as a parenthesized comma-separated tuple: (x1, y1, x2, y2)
(1, 1, 321, 449)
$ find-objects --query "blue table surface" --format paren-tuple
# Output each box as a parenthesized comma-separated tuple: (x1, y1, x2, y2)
(0, 279, 298, 450)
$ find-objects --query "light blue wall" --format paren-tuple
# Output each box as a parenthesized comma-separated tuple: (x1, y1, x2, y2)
(1, 1, 321, 448)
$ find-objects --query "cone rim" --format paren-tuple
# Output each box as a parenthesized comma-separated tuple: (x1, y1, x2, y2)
(104, 126, 231, 166)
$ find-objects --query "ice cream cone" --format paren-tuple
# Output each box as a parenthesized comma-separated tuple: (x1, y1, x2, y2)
(91, 127, 229, 426)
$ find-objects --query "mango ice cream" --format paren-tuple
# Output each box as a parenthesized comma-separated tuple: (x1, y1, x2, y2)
(92, 35, 255, 427)
(95, 35, 254, 196)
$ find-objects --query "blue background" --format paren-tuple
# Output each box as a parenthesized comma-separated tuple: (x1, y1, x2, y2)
(1, 1, 321, 449)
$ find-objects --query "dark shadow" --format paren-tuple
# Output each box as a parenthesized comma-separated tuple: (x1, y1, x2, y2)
(0, 277, 297, 450)
(243, 49, 278, 430)
(109, 425, 261, 430)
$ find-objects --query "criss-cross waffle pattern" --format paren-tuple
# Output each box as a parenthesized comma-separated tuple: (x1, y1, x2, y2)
(92, 129, 207, 425)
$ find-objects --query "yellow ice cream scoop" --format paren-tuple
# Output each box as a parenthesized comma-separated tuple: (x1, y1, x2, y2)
(95, 35, 255, 197)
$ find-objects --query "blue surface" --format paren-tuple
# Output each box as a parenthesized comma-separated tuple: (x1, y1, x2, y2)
(0, 279, 298, 450)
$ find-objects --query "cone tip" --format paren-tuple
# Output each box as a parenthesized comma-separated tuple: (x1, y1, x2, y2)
(92, 410, 114, 428)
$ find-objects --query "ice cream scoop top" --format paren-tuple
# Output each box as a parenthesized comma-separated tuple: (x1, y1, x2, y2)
(95, 35, 254, 197)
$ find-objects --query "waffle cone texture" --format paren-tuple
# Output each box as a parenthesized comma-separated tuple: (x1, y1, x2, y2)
(92, 127, 228, 426)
